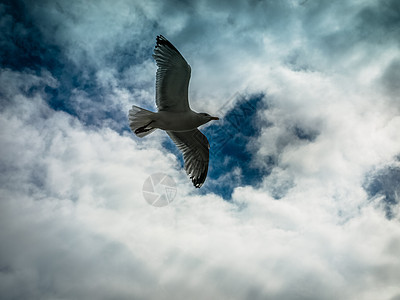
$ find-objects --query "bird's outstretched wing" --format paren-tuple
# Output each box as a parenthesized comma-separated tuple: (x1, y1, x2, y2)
(153, 35, 191, 112)
(167, 130, 209, 188)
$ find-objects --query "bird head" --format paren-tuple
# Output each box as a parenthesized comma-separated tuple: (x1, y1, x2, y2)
(198, 112, 219, 124)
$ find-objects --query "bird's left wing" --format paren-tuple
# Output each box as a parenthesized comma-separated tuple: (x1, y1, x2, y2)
(153, 35, 191, 112)
(167, 129, 209, 188)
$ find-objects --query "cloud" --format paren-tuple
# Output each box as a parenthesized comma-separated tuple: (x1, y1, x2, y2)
(1, 68, 400, 299)
(1, 0, 400, 299)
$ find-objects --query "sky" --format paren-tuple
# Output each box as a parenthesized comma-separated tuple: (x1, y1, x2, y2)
(1, 0, 400, 299)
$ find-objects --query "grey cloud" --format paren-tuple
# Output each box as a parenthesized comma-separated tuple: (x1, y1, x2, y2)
(381, 58, 400, 99)
(0, 199, 154, 300)
(356, 0, 400, 44)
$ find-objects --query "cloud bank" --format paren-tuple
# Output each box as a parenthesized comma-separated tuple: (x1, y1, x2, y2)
(1, 0, 400, 299)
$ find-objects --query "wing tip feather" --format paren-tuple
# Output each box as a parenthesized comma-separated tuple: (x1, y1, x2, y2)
(155, 35, 180, 53)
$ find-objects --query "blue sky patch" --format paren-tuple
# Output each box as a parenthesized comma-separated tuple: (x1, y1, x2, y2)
(162, 94, 267, 199)
(364, 163, 400, 219)
(205, 95, 267, 199)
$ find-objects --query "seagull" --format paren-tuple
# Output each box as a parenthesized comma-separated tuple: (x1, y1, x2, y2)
(129, 35, 219, 188)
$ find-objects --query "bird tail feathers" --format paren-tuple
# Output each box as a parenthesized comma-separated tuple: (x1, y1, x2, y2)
(129, 105, 157, 138)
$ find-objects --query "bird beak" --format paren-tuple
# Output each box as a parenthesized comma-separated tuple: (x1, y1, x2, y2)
(210, 116, 219, 120)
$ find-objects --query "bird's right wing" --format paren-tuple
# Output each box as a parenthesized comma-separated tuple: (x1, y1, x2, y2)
(167, 129, 209, 188)
(153, 35, 191, 112)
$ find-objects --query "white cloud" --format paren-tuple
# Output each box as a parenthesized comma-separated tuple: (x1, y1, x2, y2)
(1, 68, 400, 299)
(1, 0, 400, 299)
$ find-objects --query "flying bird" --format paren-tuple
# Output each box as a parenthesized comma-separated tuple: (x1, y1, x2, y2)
(129, 35, 219, 188)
